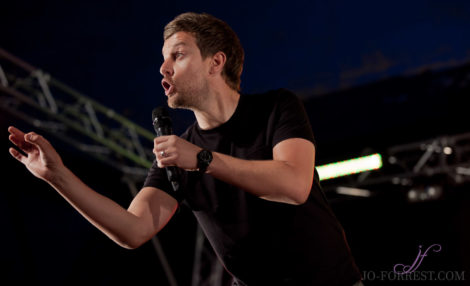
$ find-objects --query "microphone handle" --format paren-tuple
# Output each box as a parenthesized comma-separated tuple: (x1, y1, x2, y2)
(154, 125, 180, 192)
(166, 168, 180, 192)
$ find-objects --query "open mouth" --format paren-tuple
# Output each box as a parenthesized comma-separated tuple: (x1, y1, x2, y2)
(161, 79, 175, 96)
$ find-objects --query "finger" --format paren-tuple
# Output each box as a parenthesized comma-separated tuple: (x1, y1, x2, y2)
(9, 132, 34, 152)
(158, 154, 177, 167)
(154, 149, 169, 161)
(161, 146, 177, 158)
(154, 136, 171, 144)
(8, 126, 25, 137)
(8, 126, 28, 145)
(153, 141, 170, 155)
(9, 134, 21, 147)
(8, 126, 25, 145)
(153, 149, 161, 159)
(24, 132, 51, 154)
(9, 147, 27, 164)
(155, 154, 167, 168)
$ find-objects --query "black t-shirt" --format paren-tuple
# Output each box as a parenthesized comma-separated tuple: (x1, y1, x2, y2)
(144, 89, 361, 285)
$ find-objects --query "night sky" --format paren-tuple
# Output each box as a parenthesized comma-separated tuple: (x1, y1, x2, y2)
(2, 0, 470, 133)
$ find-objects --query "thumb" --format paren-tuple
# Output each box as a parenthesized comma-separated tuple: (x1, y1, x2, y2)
(24, 132, 49, 153)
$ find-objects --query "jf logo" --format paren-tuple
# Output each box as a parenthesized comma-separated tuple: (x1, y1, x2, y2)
(393, 244, 442, 274)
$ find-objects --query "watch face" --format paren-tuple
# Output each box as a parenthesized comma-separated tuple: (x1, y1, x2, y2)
(198, 150, 212, 162)
(197, 150, 212, 173)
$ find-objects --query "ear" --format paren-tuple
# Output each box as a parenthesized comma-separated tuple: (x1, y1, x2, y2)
(209, 51, 226, 75)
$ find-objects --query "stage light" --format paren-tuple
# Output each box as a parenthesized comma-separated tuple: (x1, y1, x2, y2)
(336, 187, 372, 197)
(317, 153, 383, 181)
(407, 185, 443, 202)
(443, 146, 452, 155)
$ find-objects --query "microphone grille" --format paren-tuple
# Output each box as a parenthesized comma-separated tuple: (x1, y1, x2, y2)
(152, 106, 169, 121)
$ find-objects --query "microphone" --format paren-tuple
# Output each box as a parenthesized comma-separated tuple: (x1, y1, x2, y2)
(152, 107, 180, 192)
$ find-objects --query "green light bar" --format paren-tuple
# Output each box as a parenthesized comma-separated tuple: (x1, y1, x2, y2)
(317, 153, 383, 181)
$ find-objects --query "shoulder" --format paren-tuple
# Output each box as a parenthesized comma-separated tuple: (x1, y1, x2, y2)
(242, 88, 301, 111)
(272, 88, 303, 106)
(258, 88, 306, 114)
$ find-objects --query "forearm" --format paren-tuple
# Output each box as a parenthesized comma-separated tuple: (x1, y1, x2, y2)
(48, 166, 145, 249)
(8, 127, 160, 248)
(207, 152, 313, 205)
(154, 135, 315, 204)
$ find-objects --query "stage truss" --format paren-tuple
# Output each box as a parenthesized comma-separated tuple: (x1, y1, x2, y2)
(322, 132, 470, 202)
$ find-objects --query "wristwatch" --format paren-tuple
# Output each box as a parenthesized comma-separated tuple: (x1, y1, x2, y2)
(197, 149, 213, 174)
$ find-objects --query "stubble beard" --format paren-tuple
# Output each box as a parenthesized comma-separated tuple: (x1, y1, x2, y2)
(168, 78, 209, 111)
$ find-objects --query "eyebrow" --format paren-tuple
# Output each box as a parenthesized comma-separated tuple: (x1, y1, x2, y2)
(172, 42, 187, 49)
(162, 41, 188, 57)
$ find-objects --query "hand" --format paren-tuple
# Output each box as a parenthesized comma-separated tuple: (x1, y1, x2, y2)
(153, 135, 201, 171)
(8, 126, 64, 182)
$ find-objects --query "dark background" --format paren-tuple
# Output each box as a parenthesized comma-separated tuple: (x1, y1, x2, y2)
(1, 0, 469, 285)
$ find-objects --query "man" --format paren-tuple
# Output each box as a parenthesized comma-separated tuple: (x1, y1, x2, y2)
(8, 12, 362, 286)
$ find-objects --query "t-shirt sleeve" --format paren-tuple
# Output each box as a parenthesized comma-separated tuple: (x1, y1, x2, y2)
(272, 89, 315, 147)
(142, 160, 183, 203)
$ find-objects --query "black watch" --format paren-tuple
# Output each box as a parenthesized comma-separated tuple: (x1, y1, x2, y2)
(197, 149, 213, 174)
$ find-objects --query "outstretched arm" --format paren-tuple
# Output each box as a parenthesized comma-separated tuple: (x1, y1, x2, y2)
(8, 126, 178, 249)
(154, 135, 315, 205)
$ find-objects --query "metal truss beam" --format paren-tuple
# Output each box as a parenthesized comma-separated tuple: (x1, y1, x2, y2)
(0, 48, 178, 286)
(323, 132, 470, 197)
(0, 48, 154, 174)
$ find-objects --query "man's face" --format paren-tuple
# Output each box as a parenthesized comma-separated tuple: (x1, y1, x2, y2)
(160, 31, 211, 110)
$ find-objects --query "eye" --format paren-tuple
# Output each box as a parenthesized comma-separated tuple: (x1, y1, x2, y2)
(174, 52, 184, 59)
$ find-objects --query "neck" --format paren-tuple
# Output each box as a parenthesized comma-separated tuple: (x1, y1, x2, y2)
(193, 86, 240, 130)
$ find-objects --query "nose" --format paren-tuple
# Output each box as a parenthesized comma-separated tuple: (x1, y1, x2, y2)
(160, 59, 173, 77)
